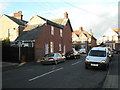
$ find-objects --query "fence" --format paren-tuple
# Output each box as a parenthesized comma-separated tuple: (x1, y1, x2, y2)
(2, 46, 34, 63)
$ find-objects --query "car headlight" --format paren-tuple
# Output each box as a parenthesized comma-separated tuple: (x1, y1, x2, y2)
(85, 58, 90, 62)
(100, 60, 106, 63)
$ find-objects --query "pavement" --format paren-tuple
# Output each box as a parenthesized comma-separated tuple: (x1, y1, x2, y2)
(0, 61, 28, 68)
(102, 54, 119, 89)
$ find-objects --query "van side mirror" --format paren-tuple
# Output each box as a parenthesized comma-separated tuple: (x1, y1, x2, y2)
(107, 54, 111, 57)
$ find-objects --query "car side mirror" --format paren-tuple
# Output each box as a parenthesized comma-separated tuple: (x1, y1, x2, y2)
(107, 54, 111, 57)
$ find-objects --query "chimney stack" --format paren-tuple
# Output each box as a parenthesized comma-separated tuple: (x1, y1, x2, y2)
(79, 26, 83, 32)
(13, 11, 23, 20)
(64, 12, 68, 19)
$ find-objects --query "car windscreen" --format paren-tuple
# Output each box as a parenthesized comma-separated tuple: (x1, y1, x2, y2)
(89, 50, 106, 57)
(44, 54, 54, 57)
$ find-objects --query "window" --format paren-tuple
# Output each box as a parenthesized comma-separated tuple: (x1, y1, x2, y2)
(45, 44, 49, 54)
(60, 29, 62, 37)
(88, 38, 91, 43)
(50, 42, 54, 53)
(63, 45, 66, 54)
(89, 50, 106, 57)
(51, 26, 54, 35)
(24, 43, 29, 47)
(59, 44, 62, 51)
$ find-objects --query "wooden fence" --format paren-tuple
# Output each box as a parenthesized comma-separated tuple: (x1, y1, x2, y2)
(2, 46, 34, 62)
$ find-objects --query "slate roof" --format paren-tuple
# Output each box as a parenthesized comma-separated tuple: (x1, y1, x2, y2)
(37, 15, 64, 29)
(23, 24, 43, 31)
(4, 14, 27, 26)
(15, 25, 43, 41)
(51, 18, 68, 26)
(73, 30, 92, 38)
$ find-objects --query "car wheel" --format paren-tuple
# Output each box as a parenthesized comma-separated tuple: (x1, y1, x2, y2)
(55, 60, 58, 65)
(74, 56, 77, 59)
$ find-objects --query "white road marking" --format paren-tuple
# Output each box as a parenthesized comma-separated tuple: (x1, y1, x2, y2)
(28, 67, 63, 82)
(72, 61, 82, 66)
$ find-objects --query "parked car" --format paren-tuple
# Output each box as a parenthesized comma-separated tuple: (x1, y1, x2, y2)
(41, 53, 65, 65)
(107, 47, 113, 57)
(78, 48, 86, 54)
(113, 49, 120, 54)
(85, 47, 111, 70)
(65, 48, 80, 59)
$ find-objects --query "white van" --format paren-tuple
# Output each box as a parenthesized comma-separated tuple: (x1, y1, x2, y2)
(85, 47, 110, 70)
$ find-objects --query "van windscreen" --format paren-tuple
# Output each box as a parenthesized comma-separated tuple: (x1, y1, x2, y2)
(89, 50, 106, 57)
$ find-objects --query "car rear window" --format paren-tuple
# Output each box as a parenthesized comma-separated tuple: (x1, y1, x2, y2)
(44, 54, 54, 57)
(66, 51, 74, 55)
(89, 50, 106, 57)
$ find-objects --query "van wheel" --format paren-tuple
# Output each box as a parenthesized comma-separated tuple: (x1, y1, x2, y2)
(85, 65, 89, 69)
(104, 64, 109, 70)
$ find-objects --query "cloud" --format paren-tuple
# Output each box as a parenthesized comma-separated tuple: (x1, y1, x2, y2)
(0, 2, 9, 14)
(1, 0, 118, 41)
(58, 2, 118, 41)
(33, 1, 118, 41)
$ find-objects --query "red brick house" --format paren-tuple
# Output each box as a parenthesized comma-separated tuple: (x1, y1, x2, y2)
(15, 12, 73, 61)
(72, 27, 97, 52)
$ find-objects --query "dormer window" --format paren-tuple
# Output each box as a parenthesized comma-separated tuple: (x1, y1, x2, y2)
(51, 26, 54, 35)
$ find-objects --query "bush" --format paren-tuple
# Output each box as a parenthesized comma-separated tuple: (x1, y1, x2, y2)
(2, 38, 10, 47)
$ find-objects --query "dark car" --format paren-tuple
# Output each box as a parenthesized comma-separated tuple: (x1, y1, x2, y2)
(113, 49, 120, 54)
(65, 48, 80, 59)
(40, 53, 65, 65)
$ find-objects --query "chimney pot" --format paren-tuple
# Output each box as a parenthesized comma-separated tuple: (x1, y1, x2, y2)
(64, 12, 68, 18)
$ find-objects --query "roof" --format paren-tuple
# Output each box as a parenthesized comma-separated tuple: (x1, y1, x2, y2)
(4, 14, 27, 26)
(73, 30, 91, 38)
(37, 15, 64, 29)
(15, 25, 43, 41)
(91, 47, 106, 51)
(112, 28, 120, 32)
(51, 18, 68, 26)
(23, 24, 43, 31)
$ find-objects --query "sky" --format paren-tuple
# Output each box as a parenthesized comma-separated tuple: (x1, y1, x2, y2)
(0, 0, 119, 41)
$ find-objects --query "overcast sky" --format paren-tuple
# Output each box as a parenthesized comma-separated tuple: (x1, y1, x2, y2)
(0, 0, 119, 41)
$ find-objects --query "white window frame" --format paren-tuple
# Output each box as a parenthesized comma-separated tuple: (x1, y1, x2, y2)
(45, 44, 49, 54)
(59, 44, 62, 51)
(51, 26, 54, 35)
(60, 29, 62, 37)
(50, 42, 54, 53)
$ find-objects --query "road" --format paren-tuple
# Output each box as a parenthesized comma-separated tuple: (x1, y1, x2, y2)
(2, 54, 119, 88)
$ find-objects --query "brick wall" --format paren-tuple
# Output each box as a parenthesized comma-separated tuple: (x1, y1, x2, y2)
(34, 22, 72, 60)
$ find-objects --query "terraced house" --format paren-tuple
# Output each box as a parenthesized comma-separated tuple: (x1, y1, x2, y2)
(72, 27, 97, 52)
(15, 12, 73, 61)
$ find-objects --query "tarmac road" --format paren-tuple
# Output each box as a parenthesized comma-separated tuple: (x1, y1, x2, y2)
(2, 54, 119, 89)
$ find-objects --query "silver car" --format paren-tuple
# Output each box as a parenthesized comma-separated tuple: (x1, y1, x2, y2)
(85, 47, 110, 70)
(41, 53, 65, 65)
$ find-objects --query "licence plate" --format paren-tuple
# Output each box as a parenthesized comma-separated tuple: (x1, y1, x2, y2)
(91, 64, 98, 66)
(44, 58, 49, 60)
(67, 56, 70, 58)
